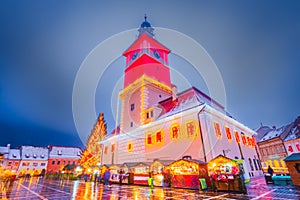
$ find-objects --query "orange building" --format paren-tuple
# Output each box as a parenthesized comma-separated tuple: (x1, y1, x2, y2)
(47, 146, 82, 174)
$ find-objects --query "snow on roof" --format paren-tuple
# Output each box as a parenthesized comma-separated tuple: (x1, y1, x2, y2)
(7, 149, 21, 160)
(49, 146, 82, 159)
(157, 87, 206, 119)
(21, 146, 49, 160)
(256, 126, 272, 141)
(260, 126, 287, 142)
(156, 86, 230, 121)
(0, 146, 9, 154)
(284, 125, 300, 141)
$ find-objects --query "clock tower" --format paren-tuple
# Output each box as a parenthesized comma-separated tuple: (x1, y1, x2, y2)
(119, 16, 173, 133)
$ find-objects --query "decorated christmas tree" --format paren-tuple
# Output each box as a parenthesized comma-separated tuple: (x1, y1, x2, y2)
(79, 113, 107, 169)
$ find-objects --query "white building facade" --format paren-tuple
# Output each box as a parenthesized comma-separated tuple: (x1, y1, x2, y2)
(18, 146, 49, 176)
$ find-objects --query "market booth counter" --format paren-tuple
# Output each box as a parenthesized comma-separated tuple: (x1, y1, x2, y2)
(107, 164, 121, 183)
(166, 156, 209, 190)
(150, 159, 174, 186)
(208, 155, 245, 193)
(120, 163, 137, 184)
(132, 162, 152, 185)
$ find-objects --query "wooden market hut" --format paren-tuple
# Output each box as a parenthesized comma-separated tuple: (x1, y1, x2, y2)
(166, 156, 209, 190)
(150, 159, 174, 186)
(284, 153, 300, 186)
(207, 155, 246, 193)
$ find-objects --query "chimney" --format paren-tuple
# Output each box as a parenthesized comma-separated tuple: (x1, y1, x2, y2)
(171, 84, 177, 101)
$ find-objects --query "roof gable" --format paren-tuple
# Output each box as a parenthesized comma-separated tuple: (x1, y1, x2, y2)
(157, 87, 224, 119)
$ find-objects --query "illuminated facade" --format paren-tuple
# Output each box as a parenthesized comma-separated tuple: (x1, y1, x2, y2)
(257, 116, 300, 173)
(100, 17, 261, 177)
(17, 146, 48, 176)
(4, 149, 21, 173)
(46, 146, 82, 174)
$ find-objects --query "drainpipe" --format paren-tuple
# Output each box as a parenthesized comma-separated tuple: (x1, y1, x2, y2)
(197, 105, 207, 162)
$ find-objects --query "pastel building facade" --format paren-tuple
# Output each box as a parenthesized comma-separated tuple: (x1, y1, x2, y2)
(100, 18, 261, 177)
(4, 149, 21, 173)
(0, 144, 9, 167)
(257, 116, 300, 173)
(47, 146, 82, 174)
(18, 146, 48, 176)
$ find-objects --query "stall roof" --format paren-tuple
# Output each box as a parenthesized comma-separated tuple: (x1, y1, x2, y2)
(121, 162, 152, 168)
(153, 159, 175, 166)
(284, 153, 300, 162)
(209, 154, 237, 163)
(168, 158, 206, 167)
(106, 164, 121, 168)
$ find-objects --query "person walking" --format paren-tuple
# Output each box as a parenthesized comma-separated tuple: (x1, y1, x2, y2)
(267, 165, 274, 176)
(103, 169, 111, 187)
(119, 169, 124, 186)
(148, 172, 154, 189)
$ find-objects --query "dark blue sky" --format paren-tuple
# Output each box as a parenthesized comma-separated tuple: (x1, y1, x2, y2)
(1, 1, 299, 148)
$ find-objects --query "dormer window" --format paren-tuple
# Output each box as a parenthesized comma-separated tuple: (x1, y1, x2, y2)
(40, 154, 45, 158)
(58, 150, 62, 155)
(25, 154, 30, 158)
(13, 153, 17, 158)
(33, 154, 37, 158)
(77, 151, 81, 156)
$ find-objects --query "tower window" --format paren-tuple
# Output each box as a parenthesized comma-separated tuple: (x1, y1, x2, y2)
(130, 104, 135, 111)
(130, 122, 133, 127)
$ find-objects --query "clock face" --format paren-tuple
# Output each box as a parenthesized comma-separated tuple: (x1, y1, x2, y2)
(154, 50, 160, 59)
(132, 52, 138, 60)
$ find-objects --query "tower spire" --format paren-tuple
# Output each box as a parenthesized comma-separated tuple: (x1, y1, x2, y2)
(138, 14, 154, 36)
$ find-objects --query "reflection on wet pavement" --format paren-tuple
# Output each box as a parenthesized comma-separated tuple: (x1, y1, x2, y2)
(0, 176, 300, 199)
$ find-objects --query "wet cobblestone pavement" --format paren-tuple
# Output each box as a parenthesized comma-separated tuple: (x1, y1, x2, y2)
(1, 175, 299, 199)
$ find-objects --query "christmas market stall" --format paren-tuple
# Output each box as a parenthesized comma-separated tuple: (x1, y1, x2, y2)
(166, 156, 209, 190)
(208, 155, 246, 193)
(284, 153, 300, 186)
(132, 162, 151, 185)
(150, 159, 174, 186)
(108, 164, 121, 183)
(120, 163, 137, 184)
